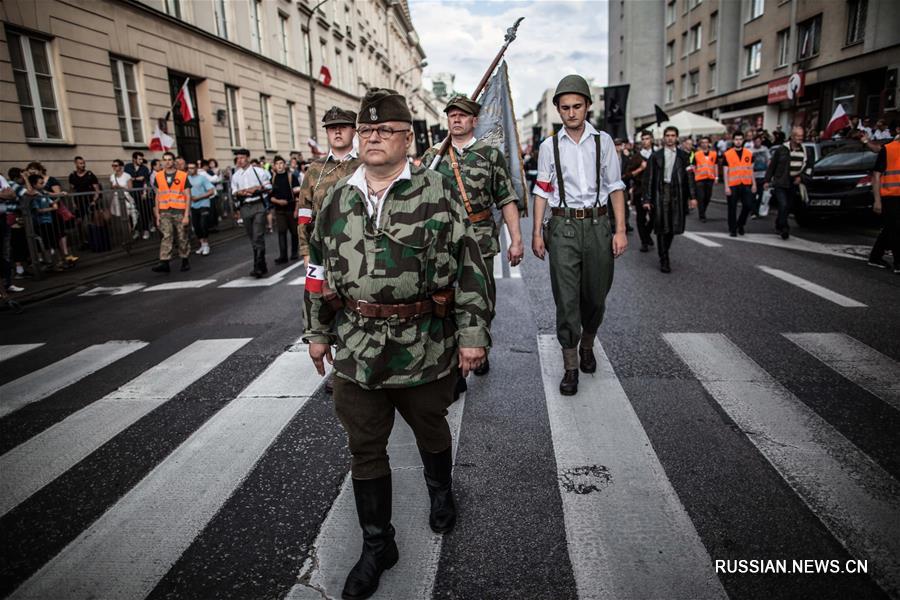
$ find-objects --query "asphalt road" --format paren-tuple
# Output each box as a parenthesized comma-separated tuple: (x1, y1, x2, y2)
(1, 201, 898, 600)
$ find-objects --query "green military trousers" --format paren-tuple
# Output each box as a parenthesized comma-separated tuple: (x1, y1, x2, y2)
(547, 214, 615, 349)
(483, 255, 496, 323)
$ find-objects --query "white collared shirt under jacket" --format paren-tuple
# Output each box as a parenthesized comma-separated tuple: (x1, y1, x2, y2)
(533, 123, 625, 208)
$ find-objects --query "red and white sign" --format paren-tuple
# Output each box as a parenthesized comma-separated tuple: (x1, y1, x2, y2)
(767, 72, 805, 104)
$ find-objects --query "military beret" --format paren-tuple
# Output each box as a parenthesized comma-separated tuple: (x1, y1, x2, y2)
(444, 94, 481, 116)
(358, 88, 412, 124)
(322, 106, 357, 127)
(233, 148, 250, 156)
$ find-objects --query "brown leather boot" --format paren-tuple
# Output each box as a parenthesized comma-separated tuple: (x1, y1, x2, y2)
(559, 369, 579, 395)
(579, 346, 597, 373)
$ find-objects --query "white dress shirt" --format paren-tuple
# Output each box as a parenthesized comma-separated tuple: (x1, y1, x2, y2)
(230, 165, 272, 201)
(346, 162, 412, 227)
(533, 123, 625, 208)
(664, 147, 676, 183)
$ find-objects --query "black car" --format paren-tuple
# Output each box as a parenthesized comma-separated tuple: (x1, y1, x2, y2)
(797, 142, 880, 226)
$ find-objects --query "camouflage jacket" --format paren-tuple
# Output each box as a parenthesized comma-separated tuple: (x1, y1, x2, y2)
(297, 153, 360, 256)
(421, 139, 517, 257)
(302, 163, 493, 389)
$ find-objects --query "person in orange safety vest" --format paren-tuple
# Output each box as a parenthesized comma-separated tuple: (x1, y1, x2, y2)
(151, 151, 192, 273)
(723, 130, 755, 237)
(868, 137, 900, 273)
(691, 135, 717, 222)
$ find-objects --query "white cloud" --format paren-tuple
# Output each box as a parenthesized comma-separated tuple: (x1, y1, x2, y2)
(409, 0, 609, 112)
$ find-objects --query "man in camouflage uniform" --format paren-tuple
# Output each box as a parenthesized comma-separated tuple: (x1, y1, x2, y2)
(297, 106, 360, 263)
(421, 94, 523, 381)
(151, 151, 191, 273)
(304, 88, 491, 600)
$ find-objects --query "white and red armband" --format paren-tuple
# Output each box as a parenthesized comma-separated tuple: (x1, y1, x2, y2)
(298, 208, 313, 224)
(305, 262, 326, 293)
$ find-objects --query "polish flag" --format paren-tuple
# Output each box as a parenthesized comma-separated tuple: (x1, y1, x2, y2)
(821, 104, 850, 140)
(305, 263, 325, 293)
(149, 124, 174, 151)
(319, 65, 332, 87)
(307, 137, 325, 157)
(298, 208, 313, 225)
(175, 79, 195, 122)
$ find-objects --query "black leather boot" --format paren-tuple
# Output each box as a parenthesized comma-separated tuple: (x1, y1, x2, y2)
(453, 370, 467, 402)
(559, 369, 579, 395)
(342, 475, 399, 600)
(418, 446, 457, 534)
(151, 260, 170, 273)
(180, 258, 190, 272)
(660, 255, 671, 273)
(473, 357, 489, 376)
(579, 347, 597, 373)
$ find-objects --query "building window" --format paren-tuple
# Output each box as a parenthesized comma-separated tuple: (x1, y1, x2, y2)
(348, 56, 356, 94)
(682, 0, 689, 15)
(260, 94, 272, 149)
(689, 70, 700, 96)
(744, 41, 762, 76)
(666, 41, 675, 66)
(680, 73, 687, 99)
(279, 12, 289, 64)
(225, 86, 241, 146)
(335, 48, 343, 88)
(8, 31, 63, 141)
(846, 0, 867, 45)
(287, 100, 297, 149)
(666, 80, 674, 104)
(797, 14, 822, 59)
(666, 0, 676, 26)
(709, 11, 718, 42)
(110, 57, 144, 145)
(708, 62, 717, 91)
(690, 24, 702, 52)
(689, 0, 702, 9)
(746, 0, 764, 22)
(681, 31, 688, 57)
(214, 0, 229, 39)
(302, 27, 311, 74)
(163, 0, 181, 18)
(320, 39, 328, 72)
(250, 0, 263, 53)
(776, 28, 790, 67)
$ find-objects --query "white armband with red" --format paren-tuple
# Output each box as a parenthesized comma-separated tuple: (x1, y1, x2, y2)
(305, 263, 325, 293)
(298, 208, 313, 224)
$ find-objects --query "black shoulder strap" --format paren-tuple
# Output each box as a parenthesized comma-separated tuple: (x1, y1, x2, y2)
(552, 134, 566, 207)
(594, 134, 603, 207)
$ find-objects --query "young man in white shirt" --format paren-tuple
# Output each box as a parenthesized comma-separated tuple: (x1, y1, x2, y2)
(231, 148, 272, 277)
(531, 74, 627, 396)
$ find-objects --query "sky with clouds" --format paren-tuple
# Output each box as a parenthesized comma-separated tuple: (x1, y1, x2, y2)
(408, 0, 610, 113)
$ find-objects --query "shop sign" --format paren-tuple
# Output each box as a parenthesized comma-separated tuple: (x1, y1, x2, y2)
(768, 72, 805, 103)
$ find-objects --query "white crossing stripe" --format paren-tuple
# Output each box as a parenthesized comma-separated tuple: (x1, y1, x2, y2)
(219, 261, 306, 288)
(683, 231, 722, 247)
(502, 225, 522, 278)
(9, 341, 327, 600)
(536, 335, 727, 600)
(78, 283, 146, 297)
(665, 333, 900, 598)
(0, 341, 147, 419)
(784, 332, 900, 411)
(288, 391, 466, 600)
(143, 279, 216, 292)
(0, 338, 250, 518)
(0, 343, 45, 363)
(695, 231, 869, 261)
(287, 275, 306, 286)
(758, 266, 867, 307)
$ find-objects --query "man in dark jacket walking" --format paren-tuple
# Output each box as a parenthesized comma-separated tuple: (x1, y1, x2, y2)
(764, 125, 806, 239)
(643, 126, 697, 273)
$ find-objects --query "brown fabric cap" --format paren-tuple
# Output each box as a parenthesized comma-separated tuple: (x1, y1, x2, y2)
(322, 106, 357, 127)
(357, 88, 412, 124)
(444, 94, 481, 116)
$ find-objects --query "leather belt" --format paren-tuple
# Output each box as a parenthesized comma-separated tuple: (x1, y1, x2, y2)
(550, 206, 607, 219)
(468, 208, 492, 223)
(346, 298, 433, 320)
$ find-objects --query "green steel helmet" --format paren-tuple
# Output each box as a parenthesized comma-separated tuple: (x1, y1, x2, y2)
(553, 74, 592, 106)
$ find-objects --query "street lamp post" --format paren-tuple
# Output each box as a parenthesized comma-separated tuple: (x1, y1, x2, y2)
(306, 0, 330, 144)
(393, 60, 427, 89)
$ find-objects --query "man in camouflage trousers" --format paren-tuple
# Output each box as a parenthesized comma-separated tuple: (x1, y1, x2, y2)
(421, 94, 523, 383)
(297, 106, 360, 263)
(304, 88, 491, 600)
(151, 151, 191, 273)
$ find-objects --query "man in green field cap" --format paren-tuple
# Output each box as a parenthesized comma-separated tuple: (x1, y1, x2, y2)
(531, 74, 627, 396)
(303, 88, 492, 600)
(421, 93, 523, 385)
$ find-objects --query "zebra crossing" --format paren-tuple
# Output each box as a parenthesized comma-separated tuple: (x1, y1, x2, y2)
(1, 328, 898, 599)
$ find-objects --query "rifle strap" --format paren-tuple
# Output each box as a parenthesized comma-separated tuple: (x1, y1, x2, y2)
(448, 145, 476, 217)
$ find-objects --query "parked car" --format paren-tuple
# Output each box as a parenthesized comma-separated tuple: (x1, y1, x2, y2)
(796, 142, 880, 226)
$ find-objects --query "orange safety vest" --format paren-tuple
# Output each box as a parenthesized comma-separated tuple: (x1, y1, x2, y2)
(724, 147, 753, 187)
(155, 170, 188, 211)
(694, 150, 717, 181)
(881, 140, 900, 197)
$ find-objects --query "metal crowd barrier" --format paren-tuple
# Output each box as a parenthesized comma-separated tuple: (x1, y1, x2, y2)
(12, 184, 236, 281)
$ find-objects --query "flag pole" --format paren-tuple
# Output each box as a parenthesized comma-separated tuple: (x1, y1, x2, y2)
(428, 17, 524, 170)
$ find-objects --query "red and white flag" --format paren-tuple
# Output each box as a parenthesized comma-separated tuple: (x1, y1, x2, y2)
(307, 137, 325, 157)
(821, 104, 850, 140)
(149, 124, 174, 151)
(298, 208, 313, 225)
(175, 78, 195, 122)
(319, 65, 332, 87)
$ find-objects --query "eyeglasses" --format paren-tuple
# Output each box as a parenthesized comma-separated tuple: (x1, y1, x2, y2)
(357, 125, 410, 139)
